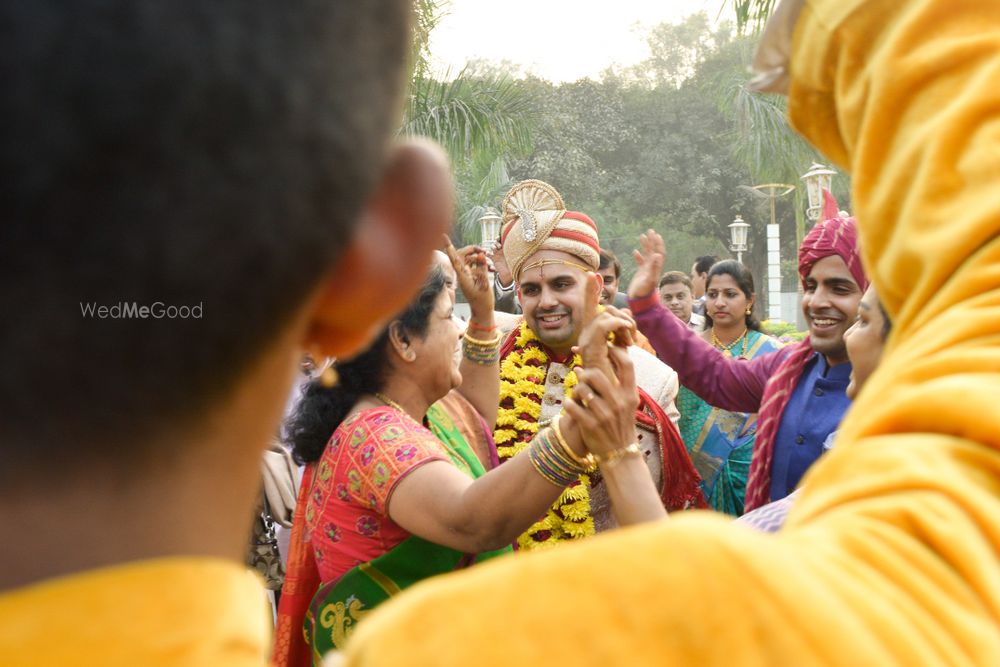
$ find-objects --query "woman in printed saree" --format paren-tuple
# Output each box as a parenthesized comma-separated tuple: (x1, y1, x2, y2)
(675, 260, 781, 516)
(273, 247, 652, 666)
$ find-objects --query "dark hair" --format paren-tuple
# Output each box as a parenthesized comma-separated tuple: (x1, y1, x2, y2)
(1, 2, 412, 479)
(287, 267, 447, 465)
(598, 249, 621, 279)
(694, 255, 719, 276)
(703, 260, 760, 331)
(659, 271, 693, 290)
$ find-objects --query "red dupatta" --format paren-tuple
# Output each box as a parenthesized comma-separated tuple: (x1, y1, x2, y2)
(272, 465, 319, 667)
(637, 387, 707, 511)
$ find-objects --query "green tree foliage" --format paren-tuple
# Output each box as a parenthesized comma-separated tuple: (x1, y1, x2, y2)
(411, 3, 836, 311)
(403, 1, 536, 243)
(505, 16, 752, 284)
(404, 72, 535, 232)
(704, 34, 852, 278)
(410, 0, 448, 79)
(723, 0, 776, 33)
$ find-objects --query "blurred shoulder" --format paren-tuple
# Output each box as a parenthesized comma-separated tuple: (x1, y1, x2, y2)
(495, 312, 522, 339)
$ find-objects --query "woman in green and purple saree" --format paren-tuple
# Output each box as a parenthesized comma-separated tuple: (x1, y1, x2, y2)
(272, 247, 647, 666)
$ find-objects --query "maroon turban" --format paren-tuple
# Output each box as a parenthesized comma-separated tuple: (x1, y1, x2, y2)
(797, 190, 869, 291)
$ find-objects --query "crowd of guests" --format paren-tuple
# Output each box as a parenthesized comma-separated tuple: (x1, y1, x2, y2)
(4, 0, 999, 666)
(266, 169, 882, 663)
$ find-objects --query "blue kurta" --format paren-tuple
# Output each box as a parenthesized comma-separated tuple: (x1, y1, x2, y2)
(769, 353, 852, 501)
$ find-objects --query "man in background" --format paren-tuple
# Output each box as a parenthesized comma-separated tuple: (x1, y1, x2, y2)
(690, 255, 718, 316)
(597, 249, 630, 308)
(658, 271, 705, 331)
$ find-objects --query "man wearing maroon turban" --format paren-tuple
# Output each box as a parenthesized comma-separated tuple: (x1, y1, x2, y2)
(627, 191, 868, 512)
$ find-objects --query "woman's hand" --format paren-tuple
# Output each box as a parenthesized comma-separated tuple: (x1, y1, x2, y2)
(446, 237, 493, 318)
(488, 239, 514, 288)
(565, 346, 639, 458)
(628, 230, 666, 300)
(574, 275, 636, 377)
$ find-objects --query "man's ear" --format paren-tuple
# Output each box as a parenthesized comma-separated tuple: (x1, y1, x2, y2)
(305, 139, 453, 359)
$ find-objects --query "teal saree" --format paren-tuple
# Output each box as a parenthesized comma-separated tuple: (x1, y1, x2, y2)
(676, 330, 781, 516)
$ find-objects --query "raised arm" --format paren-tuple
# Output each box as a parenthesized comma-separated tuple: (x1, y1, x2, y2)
(447, 240, 499, 428)
(488, 238, 521, 315)
(627, 230, 785, 412)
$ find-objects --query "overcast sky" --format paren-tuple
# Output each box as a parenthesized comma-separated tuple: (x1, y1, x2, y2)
(429, 0, 731, 82)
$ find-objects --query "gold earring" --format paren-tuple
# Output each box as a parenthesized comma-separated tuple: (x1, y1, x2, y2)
(319, 363, 339, 388)
(308, 346, 339, 388)
(745, 306, 753, 315)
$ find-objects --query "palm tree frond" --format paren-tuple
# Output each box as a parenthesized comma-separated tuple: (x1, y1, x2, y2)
(723, 0, 776, 33)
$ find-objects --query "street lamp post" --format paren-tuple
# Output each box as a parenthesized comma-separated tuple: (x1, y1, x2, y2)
(801, 162, 836, 228)
(728, 215, 750, 264)
(478, 208, 502, 247)
(749, 184, 795, 322)
(796, 164, 837, 329)
(739, 183, 795, 321)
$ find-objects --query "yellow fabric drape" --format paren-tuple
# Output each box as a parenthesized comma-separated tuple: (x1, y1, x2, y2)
(0, 558, 271, 667)
(337, 1, 1000, 665)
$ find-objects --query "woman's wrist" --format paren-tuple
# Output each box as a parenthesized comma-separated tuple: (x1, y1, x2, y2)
(462, 323, 501, 365)
(593, 442, 642, 468)
(551, 414, 595, 471)
(466, 314, 496, 332)
(563, 407, 636, 459)
(554, 412, 587, 458)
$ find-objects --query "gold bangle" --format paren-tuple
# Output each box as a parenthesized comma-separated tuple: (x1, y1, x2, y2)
(462, 331, 502, 347)
(528, 429, 580, 487)
(593, 443, 642, 467)
(552, 414, 597, 471)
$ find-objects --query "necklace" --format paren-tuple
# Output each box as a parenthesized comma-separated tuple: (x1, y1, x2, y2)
(374, 392, 408, 416)
(711, 327, 749, 357)
(373, 392, 471, 474)
(495, 321, 593, 549)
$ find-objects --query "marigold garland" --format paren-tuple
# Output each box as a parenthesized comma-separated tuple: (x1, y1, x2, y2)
(496, 321, 594, 549)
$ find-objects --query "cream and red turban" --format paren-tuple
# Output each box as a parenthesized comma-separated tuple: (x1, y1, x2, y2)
(797, 190, 869, 291)
(499, 179, 601, 280)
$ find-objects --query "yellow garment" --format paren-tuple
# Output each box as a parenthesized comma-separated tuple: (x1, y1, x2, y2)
(0, 557, 271, 667)
(338, 1, 1000, 665)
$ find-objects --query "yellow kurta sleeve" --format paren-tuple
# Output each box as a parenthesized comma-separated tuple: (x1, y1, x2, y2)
(0, 558, 271, 667)
(338, 1, 1000, 664)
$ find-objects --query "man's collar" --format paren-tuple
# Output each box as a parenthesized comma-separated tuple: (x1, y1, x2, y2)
(538, 340, 575, 365)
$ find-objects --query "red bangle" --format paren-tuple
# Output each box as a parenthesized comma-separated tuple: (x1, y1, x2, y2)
(467, 321, 497, 333)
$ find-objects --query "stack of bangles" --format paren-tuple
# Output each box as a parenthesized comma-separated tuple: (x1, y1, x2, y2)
(462, 321, 501, 365)
(528, 415, 643, 487)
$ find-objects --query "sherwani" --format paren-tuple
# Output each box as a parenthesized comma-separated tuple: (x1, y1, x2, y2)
(494, 312, 683, 529)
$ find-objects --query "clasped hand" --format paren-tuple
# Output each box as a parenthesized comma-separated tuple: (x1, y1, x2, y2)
(564, 277, 641, 460)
